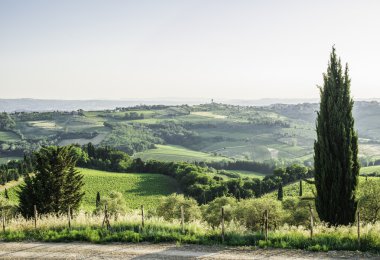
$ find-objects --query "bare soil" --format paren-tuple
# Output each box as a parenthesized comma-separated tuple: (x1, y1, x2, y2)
(0, 242, 378, 259)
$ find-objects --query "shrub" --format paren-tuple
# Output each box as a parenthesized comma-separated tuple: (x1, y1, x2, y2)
(358, 179, 380, 224)
(0, 196, 17, 219)
(202, 196, 237, 228)
(97, 191, 127, 220)
(156, 194, 201, 222)
(282, 197, 315, 226)
(235, 197, 284, 230)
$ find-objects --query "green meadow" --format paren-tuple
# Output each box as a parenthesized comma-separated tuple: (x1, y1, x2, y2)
(1, 168, 180, 211)
(133, 144, 230, 162)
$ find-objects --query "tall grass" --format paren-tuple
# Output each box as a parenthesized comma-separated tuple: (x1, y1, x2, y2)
(1, 211, 380, 253)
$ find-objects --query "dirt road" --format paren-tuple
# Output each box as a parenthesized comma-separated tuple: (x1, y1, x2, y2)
(0, 242, 378, 259)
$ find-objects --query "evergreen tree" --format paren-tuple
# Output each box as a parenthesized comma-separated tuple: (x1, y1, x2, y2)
(96, 191, 101, 209)
(18, 146, 85, 218)
(277, 183, 283, 201)
(299, 180, 303, 197)
(314, 47, 360, 225)
(4, 188, 9, 200)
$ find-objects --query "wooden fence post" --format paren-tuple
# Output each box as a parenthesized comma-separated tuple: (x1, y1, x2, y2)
(309, 204, 314, 239)
(141, 205, 144, 228)
(102, 204, 111, 230)
(264, 209, 268, 242)
(33, 205, 37, 229)
(67, 205, 71, 229)
(221, 207, 225, 243)
(180, 205, 185, 233)
(357, 210, 360, 249)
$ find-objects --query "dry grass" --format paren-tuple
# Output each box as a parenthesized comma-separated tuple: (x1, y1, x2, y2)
(1, 210, 380, 252)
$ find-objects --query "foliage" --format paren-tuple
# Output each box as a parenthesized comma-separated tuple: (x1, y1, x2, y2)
(97, 191, 127, 219)
(205, 160, 275, 174)
(282, 197, 316, 226)
(0, 112, 16, 130)
(277, 183, 283, 201)
(0, 154, 33, 185)
(157, 194, 201, 222)
(314, 47, 360, 225)
(235, 197, 284, 230)
(101, 123, 161, 154)
(78, 143, 132, 172)
(96, 191, 100, 209)
(124, 112, 144, 120)
(17, 146, 84, 217)
(358, 179, 380, 224)
(201, 196, 237, 228)
(149, 122, 200, 147)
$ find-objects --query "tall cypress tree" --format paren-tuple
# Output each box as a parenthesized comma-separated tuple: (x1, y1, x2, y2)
(96, 191, 101, 209)
(314, 47, 360, 225)
(277, 182, 283, 201)
(4, 188, 9, 199)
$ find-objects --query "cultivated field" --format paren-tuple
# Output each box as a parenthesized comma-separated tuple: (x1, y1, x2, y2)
(133, 144, 230, 162)
(1, 168, 180, 211)
(1, 102, 380, 165)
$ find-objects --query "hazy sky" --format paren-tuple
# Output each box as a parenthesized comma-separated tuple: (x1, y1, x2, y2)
(1, 0, 379, 100)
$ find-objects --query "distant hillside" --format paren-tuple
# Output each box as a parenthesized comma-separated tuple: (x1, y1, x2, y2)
(2, 98, 380, 112)
(1, 101, 380, 165)
(0, 98, 208, 112)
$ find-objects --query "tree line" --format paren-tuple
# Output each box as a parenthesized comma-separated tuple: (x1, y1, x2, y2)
(76, 143, 313, 203)
(0, 155, 34, 185)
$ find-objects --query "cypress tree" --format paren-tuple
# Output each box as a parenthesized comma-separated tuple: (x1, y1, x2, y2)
(277, 182, 283, 201)
(299, 180, 303, 197)
(314, 47, 360, 226)
(4, 188, 9, 199)
(96, 191, 101, 209)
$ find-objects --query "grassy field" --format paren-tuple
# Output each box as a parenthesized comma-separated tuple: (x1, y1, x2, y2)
(0, 156, 22, 164)
(0, 131, 20, 142)
(58, 132, 109, 146)
(264, 176, 380, 200)
(226, 170, 268, 179)
(134, 144, 231, 162)
(0, 168, 180, 211)
(360, 165, 380, 175)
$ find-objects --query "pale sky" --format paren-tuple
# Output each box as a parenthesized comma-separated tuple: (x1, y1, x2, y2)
(0, 0, 379, 100)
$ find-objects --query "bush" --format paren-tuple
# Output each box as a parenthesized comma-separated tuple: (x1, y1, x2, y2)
(235, 197, 284, 230)
(358, 179, 380, 224)
(97, 191, 127, 220)
(202, 196, 237, 228)
(282, 197, 315, 226)
(0, 197, 17, 220)
(156, 194, 201, 222)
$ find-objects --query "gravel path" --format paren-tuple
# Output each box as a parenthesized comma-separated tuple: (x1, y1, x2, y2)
(0, 242, 378, 259)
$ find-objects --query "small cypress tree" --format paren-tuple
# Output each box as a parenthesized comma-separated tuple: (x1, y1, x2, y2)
(4, 188, 9, 199)
(277, 183, 283, 201)
(96, 191, 101, 209)
(299, 180, 303, 197)
(314, 47, 360, 225)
